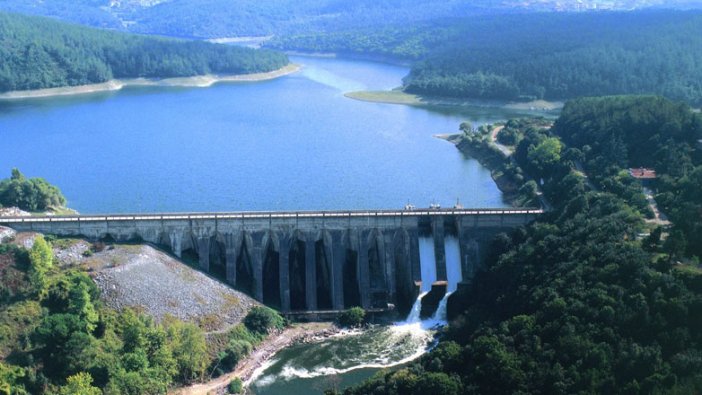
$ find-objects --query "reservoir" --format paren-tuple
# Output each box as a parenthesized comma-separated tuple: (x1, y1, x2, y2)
(0, 56, 540, 214)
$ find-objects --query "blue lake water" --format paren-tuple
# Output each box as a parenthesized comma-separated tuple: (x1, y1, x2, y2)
(0, 56, 538, 213)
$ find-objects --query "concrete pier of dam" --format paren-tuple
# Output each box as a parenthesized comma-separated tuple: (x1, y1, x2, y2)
(1, 208, 541, 315)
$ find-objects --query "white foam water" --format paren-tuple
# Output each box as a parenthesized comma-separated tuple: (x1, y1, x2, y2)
(418, 237, 437, 293)
(431, 292, 452, 322)
(405, 292, 428, 323)
(248, 235, 452, 392)
(273, 323, 438, 382)
(444, 235, 463, 293)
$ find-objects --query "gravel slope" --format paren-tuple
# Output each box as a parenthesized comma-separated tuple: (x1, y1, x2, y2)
(91, 244, 259, 332)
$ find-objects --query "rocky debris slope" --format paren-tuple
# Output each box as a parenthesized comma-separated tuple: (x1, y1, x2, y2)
(0, 207, 30, 217)
(0, 226, 15, 243)
(92, 244, 258, 331)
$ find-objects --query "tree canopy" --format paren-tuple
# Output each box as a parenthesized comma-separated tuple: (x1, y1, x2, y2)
(0, 168, 66, 212)
(339, 96, 702, 394)
(273, 11, 702, 106)
(0, 12, 289, 93)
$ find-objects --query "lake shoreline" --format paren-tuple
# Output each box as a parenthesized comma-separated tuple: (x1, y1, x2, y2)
(0, 64, 301, 100)
(346, 90, 564, 111)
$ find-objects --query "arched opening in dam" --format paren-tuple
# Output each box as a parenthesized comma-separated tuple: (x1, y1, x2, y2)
(393, 231, 414, 316)
(343, 249, 361, 309)
(209, 238, 227, 280)
(289, 238, 307, 311)
(315, 239, 334, 310)
(368, 235, 387, 308)
(236, 240, 255, 297)
(263, 240, 281, 309)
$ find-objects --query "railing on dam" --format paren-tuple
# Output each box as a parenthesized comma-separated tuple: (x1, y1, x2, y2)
(0, 208, 544, 224)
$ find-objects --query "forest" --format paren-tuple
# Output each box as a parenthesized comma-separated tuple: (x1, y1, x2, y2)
(0, 234, 286, 393)
(0, 12, 288, 92)
(273, 11, 702, 105)
(0, 0, 640, 39)
(335, 96, 702, 394)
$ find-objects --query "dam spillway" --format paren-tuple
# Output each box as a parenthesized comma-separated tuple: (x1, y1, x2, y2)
(1, 208, 541, 315)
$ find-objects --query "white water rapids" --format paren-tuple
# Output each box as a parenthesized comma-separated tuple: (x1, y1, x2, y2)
(248, 235, 463, 394)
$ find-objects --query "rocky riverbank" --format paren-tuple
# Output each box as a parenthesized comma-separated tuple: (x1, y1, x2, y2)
(174, 322, 338, 395)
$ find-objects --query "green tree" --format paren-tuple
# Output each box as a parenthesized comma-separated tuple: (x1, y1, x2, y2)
(527, 137, 562, 177)
(228, 377, 243, 394)
(243, 306, 285, 335)
(337, 307, 366, 328)
(67, 281, 99, 332)
(168, 320, 208, 383)
(0, 362, 27, 395)
(10, 168, 24, 182)
(28, 236, 52, 294)
(58, 372, 101, 395)
(414, 372, 462, 395)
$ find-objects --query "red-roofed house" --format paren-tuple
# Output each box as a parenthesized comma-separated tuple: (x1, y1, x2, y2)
(629, 168, 657, 179)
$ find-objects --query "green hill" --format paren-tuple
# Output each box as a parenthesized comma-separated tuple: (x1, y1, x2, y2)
(273, 11, 702, 106)
(0, 12, 288, 93)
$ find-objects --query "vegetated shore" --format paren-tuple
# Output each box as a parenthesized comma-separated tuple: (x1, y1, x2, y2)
(0, 63, 300, 100)
(346, 90, 564, 111)
(173, 322, 336, 395)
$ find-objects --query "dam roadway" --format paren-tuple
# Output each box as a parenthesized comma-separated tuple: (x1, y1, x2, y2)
(1, 208, 542, 314)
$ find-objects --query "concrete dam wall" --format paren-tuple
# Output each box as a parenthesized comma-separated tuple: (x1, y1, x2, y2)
(1, 209, 541, 314)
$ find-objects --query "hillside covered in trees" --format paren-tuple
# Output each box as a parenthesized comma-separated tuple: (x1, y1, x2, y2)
(0, 12, 288, 93)
(0, 236, 286, 393)
(336, 96, 702, 394)
(273, 11, 702, 105)
(3, 0, 697, 39)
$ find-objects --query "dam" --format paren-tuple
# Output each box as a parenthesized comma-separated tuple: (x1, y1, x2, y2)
(1, 208, 541, 315)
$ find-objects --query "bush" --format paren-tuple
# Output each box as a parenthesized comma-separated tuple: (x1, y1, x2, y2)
(243, 306, 285, 335)
(338, 307, 366, 328)
(218, 339, 253, 372)
(228, 377, 243, 394)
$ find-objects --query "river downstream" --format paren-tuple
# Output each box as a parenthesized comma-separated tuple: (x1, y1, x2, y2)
(0, 56, 543, 213)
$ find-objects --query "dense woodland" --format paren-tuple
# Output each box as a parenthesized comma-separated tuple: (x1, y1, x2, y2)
(274, 11, 702, 106)
(0, 0, 504, 38)
(0, 169, 66, 212)
(0, 234, 285, 393)
(0, 12, 288, 92)
(0, 0, 656, 39)
(336, 96, 702, 394)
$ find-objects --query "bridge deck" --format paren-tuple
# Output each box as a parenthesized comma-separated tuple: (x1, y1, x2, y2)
(0, 208, 543, 224)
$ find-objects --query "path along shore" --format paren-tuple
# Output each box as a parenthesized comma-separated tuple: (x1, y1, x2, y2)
(0, 64, 300, 100)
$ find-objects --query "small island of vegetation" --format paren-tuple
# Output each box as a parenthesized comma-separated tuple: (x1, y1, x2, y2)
(0, 169, 66, 213)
